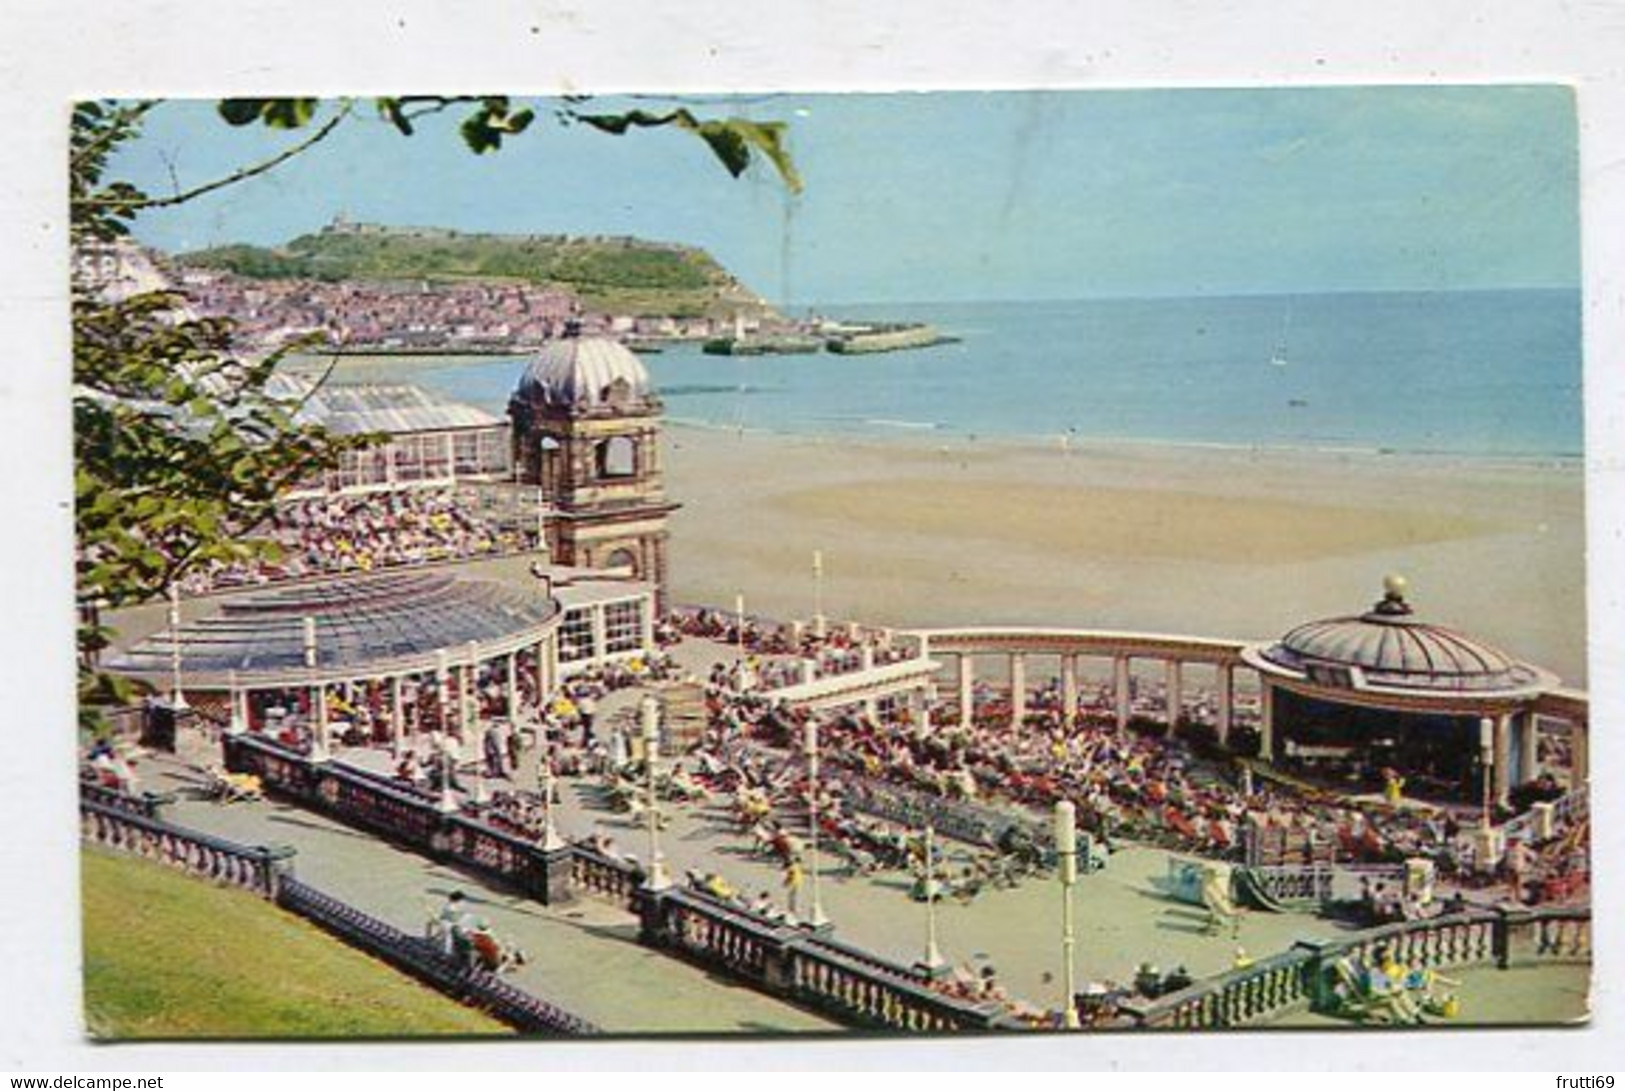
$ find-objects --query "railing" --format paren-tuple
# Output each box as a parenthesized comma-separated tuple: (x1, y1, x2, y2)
(1243, 862, 1407, 907)
(1528, 908, 1591, 962)
(643, 887, 1016, 1032)
(80, 798, 293, 896)
(277, 877, 599, 1035)
(225, 734, 573, 905)
(841, 774, 1041, 850)
(1120, 904, 1589, 1029)
(1502, 785, 1590, 843)
(569, 845, 642, 910)
(79, 777, 168, 819)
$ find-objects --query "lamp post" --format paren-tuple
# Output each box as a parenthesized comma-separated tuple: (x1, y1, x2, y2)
(803, 719, 829, 929)
(918, 824, 946, 975)
(434, 649, 457, 813)
(166, 583, 188, 711)
(226, 669, 246, 737)
(304, 616, 329, 763)
(812, 550, 826, 639)
(641, 695, 671, 890)
(1055, 799, 1081, 1029)
(537, 723, 565, 851)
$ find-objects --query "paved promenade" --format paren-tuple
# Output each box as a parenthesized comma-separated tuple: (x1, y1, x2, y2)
(143, 756, 840, 1035)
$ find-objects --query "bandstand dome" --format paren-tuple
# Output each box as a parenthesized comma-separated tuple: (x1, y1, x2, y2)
(513, 331, 653, 411)
(104, 570, 560, 688)
(1243, 576, 1557, 698)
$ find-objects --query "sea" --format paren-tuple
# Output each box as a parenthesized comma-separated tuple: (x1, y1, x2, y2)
(339, 289, 1583, 460)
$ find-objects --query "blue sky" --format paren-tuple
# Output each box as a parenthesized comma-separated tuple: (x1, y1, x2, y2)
(109, 86, 1579, 303)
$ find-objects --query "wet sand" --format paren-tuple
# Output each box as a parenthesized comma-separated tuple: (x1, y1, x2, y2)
(662, 426, 1587, 686)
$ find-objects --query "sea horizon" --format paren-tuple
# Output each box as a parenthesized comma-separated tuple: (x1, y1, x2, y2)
(333, 287, 1582, 462)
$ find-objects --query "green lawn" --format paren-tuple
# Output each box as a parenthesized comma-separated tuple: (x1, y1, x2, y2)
(81, 848, 510, 1039)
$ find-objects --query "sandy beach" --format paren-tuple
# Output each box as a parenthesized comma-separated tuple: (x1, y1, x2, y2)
(662, 425, 1588, 687)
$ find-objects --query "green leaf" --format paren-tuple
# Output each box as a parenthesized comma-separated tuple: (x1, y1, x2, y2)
(694, 122, 751, 178)
(377, 98, 414, 136)
(262, 99, 318, 129)
(724, 119, 803, 194)
(218, 99, 266, 126)
(461, 115, 500, 154)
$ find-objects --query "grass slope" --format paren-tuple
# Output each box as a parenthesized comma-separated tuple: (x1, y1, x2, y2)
(81, 848, 508, 1039)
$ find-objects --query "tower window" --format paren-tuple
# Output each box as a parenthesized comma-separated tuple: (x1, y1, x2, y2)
(597, 436, 636, 479)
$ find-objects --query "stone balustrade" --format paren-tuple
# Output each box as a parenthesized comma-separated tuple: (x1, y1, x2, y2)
(80, 798, 294, 896)
(640, 887, 1018, 1031)
(78, 777, 168, 819)
(225, 733, 575, 904)
(569, 846, 643, 909)
(1120, 904, 1589, 1029)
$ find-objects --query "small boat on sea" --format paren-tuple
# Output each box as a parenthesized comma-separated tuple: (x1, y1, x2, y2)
(1270, 301, 1293, 367)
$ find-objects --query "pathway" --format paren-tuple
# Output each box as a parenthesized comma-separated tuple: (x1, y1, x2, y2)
(141, 755, 840, 1035)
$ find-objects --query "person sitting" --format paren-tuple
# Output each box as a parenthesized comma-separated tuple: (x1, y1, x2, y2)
(1162, 965, 1193, 994)
(468, 920, 525, 973)
(433, 891, 469, 959)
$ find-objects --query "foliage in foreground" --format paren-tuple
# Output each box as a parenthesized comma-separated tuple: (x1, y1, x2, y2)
(81, 848, 508, 1038)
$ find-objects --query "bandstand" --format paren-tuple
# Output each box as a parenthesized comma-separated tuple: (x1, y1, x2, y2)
(1242, 576, 1585, 806)
(915, 578, 1587, 807)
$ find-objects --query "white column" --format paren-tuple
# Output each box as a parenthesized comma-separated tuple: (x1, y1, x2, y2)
(1259, 684, 1275, 762)
(1009, 653, 1027, 728)
(908, 685, 927, 726)
(958, 654, 975, 728)
(641, 593, 656, 654)
(1164, 660, 1183, 736)
(1571, 721, 1589, 785)
(390, 679, 406, 754)
(1517, 711, 1539, 783)
(1493, 713, 1512, 807)
(1113, 656, 1131, 733)
(1216, 666, 1234, 749)
(505, 652, 520, 723)
(308, 679, 329, 761)
(1060, 654, 1079, 728)
(227, 671, 248, 736)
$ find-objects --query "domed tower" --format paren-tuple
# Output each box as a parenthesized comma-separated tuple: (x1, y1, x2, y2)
(509, 326, 678, 609)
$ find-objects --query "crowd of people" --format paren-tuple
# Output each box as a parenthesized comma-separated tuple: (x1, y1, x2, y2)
(181, 488, 529, 594)
(665, 607, 916, 691)
(687, 659, 1588, 913)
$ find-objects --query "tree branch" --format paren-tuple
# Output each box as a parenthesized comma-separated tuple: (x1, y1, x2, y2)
(74, 100, 355, 212)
